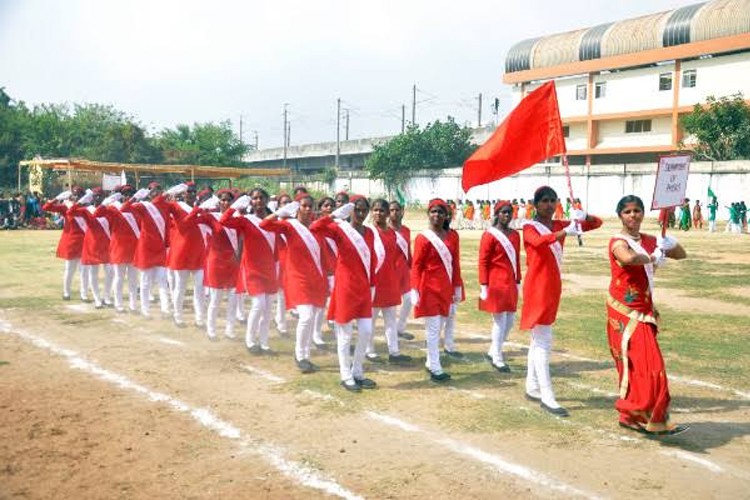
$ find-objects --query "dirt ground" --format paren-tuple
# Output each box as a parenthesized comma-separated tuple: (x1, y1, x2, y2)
(2, 225, 750, 499)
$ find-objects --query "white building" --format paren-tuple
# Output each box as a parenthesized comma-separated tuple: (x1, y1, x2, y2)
(504, 0, 750, 165)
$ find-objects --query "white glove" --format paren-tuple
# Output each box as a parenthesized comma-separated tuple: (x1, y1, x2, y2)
(166, 183, 188, 196)
(132, 188, 150, 201)
(572, 209, 587, 221)
(101, 193, 122, 207)
(657, 235, 678, 251)
(267, 200, 278, 212)
(55, 190, 72, 201)
(331, 202, 354, 220)
(517, 283, 521, 295)
(199, 195, 220, 210)
(479, 285, 488, 300)
(371, 286, 376, 301)
(564, 219, 581, 236)
(453, 286, 462, 303)
(230, 194, 251, 211)
(449, 303, 457, 316)
(276, 200, 300, 218)
(651, 248, 666, 268)
(77, 189, 94, 205)
(410, 289, 420, 307)
(327, 276, 335, 293)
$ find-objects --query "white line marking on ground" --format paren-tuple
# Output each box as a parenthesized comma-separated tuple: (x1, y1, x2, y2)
(65, 304, 93, 314)
(0, 322, 361, 500)
(240, 364, 287, 384)
(448, 386, 487, 400)
(301, 390, 344, 405)
(157, 337, 185, 347)
(569, 382, 619, 399)
(669, 375, 750, 401)
(660, 450, 724, 474)
(365, 411, 599, 498)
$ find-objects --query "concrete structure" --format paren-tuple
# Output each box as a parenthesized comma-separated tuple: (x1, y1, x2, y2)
(504, 0, 750, 165)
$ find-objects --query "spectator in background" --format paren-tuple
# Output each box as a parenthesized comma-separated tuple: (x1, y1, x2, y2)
(692, 200, 703, 230)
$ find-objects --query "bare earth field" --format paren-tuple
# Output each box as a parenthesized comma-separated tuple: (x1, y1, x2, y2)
(2, 215, 749, 499)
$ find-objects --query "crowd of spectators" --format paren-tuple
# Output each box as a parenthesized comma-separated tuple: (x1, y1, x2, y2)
(0, 191, 61, 230)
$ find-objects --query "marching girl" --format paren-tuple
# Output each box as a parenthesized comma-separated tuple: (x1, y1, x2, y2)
(521, 186, 602, 416)
(366, 199, 411, 363)
(220, 188, 279, 352)
(478, 200, 521, 373)
(274, 192, 293, 336)
(411, 198, 464, 382)
(261, 193, 329, 372)
(313, 196, 337, 348)
(607, 195, 689, 436)
(311, 195, 378, 392)
(389, 200, 415, 341)
(43, 186, 87, 301)
(71, 187, 113, 309)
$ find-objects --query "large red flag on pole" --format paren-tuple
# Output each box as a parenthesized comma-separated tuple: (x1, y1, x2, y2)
(462, 81, 566, 192)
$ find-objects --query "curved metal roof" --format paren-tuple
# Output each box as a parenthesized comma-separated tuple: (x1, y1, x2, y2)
(505, 0, 749, 74)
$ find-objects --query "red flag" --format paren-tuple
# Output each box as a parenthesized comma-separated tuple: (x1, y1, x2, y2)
(462, 81, 566, 192)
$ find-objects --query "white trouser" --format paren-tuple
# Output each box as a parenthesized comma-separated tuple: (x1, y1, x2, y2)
(369, 307, 400, 355)
(396, 291, 413, 333)
(275, 291, 288, 333)
(526, 325, 559, 408)
(246, 293, 273, 348)
(424, 315, 447, 374)
(171, 269, 205, 323)
(488, 312, 515, 364)
(63, 258, 84, 299)
(294, 304, 319, 361)
(708, 219, 716, 232)
(312, 302, 327, 344)
(443, 306, 457, 352)
(82, 264, 113, 307)
(113, 263, 138, 312)
(140, 266, 170, 316)
(167, 269, 175, 296)
(207, 287, 237, 338)
(236, 293, 247, 321)
(336, 318, 373, 382)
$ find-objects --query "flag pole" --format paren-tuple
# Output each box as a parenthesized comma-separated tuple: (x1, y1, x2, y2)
(562, 154, 583, 246)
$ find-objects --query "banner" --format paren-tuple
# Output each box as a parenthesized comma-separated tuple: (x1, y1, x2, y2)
(651, 154, 691, 210)
(102, 173, 122, 191)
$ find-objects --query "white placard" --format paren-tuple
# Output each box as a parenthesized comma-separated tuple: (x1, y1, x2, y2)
(651, 154, 691, 210)
(102, 173, 122, 191)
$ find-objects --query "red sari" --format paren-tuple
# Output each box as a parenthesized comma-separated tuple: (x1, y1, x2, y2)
(607, 234, 673, 432)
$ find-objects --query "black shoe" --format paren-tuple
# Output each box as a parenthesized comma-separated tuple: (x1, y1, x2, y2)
(296, 359, 315, 374)
(398, 331, 415, 341)
(341, 380, 362, 392)
(247, 345, 262, 355)
(443, 349, 464, 359)
(365, 353, 383, 363)
(524, 392, 542, 402)
(62, 294, 71, 301)
(540, 402, 569, 417)
(388, 353, 412, 364)
(354, 377, 377, 389)
(429, 371, 451, 383)
(491, 361, 511, 373)
(644, 424, 691, 437)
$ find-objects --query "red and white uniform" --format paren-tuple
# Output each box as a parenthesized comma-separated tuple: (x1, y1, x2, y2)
(202, 211, 240, 289)
(393, 224, 413, 334)
(411, 229, 463, 318)
(478, 228, 521, 313)
(71, 205, 111, 266)
(123, 195, 171, 270)
(167, 202, 207, 271)
(43, 201, 85, 260)
(99, 202, 140, 312)
(221, 208, 279, 295)
(368, 224, 404, 357)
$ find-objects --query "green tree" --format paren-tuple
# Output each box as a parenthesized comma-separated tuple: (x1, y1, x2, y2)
(0, 88, 28, 188)
(681, 93, 750, 161)
(156, 121, 247, 166)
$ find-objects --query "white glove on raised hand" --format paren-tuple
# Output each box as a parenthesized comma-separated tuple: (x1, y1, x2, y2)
(132, 188, 150, 201)
(657, 234, 678, 251)
(331, 202, 354, 220)
(101, 192, 122, 207)
(371, 287, 376, 301)
(564, 219, 581, 236)
(479, 285, 488, 301)
(276, 200, 300, 218)
(166, 183, 188, 197)
(199, 195, 220, 210)
(572, 209, 587, 221)
(453, 286, 462, 303)
(327, 275, 335, 292)
(650, 247, 666, 268)
(55, 190, 72, 201)
(230, 194, 250, 211)
(77, 189, 94, 205)
(410, 289, 420, 307)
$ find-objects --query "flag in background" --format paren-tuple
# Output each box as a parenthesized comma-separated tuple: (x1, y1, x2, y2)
(395, 186, 406, 206)
(707, 186, 716, 199)
(461, 81, 566, 192)
(120, 170, 127, 186)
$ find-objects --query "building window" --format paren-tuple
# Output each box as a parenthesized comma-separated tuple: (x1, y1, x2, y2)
(625, 119, 652, 133)
(595, 81, 606, 98)
(576, 84, 587, 100)
(659, 72, 673, 91)
(682, 69, 697, 88)
(562, 125, 570, 138)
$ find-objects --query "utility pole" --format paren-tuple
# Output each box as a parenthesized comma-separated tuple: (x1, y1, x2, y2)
(283, 103, 288, 168)
(253, 130, 258, 150)
(335, 98, 341, 169)
(477, 93, 482, 127)
(411, 83, 416, 125)
(345, 109, 350, 141)
(286, 121, 291, 148)
(239, 114, 244, 145)
(401, 105, 405, 133)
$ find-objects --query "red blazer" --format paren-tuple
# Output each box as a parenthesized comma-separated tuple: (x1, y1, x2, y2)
(260, 218, 328, 308)
(123, 195, 171, 270)
(478, 229, 521, 313)
(372, 225, 402, 308)
(221, 208, 279, 295)
(167, 202, 206, 271)
(311, 217, 377, 323)
(201, 210, 241, 289)
(99, 204, 139, 265)
(70, 204, 111, 265)
(411, 229, 463, 318)
(43, 201, 85, 260)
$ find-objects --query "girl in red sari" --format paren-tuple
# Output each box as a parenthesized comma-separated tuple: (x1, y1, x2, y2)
(522, 186, 602, 417)
(608, 195, 689, 436)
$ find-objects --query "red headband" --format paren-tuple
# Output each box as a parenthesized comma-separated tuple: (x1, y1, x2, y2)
(494, 200, 511, 213)
(216, 188, 234, 200)
(428, 198, 448, 212)
(148, 181, 161, 190)
(91, 187, 104, 195)
(349, 194, 366, 203)
(71, 186, 85, 196)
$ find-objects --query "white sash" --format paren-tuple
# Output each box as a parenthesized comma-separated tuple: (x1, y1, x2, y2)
(288, 219, 324, 277)
(613, 235, 654, 296)
(394, 228, 409, 261)
(142, 201, 166, 241)
(338, 221, 371, 281)
(367, 224, 386, 274)
(245, 214, 275, 252)
(209, 212, 238, 254)
(525, 220, 562, 275)
(198, 223, 212, 247)
(487, 227, 518, 281)
(121, 212, 140, 238)
(421, 229, 453, 280)
(86, 206, 111, 239)
(177, 201, 193, 214)
(73, 216, 88, 233)
(326, 237, 338, 257)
